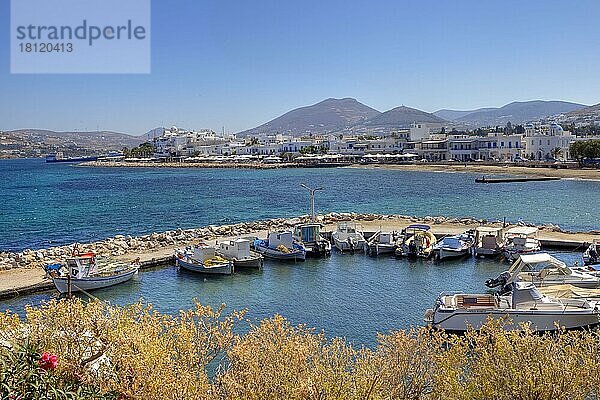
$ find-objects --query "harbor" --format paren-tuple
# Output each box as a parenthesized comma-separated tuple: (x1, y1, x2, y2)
(1, 211, 598, 341)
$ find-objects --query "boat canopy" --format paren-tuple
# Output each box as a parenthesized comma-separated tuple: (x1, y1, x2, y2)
(508, 253, 568, 274)
(539, 284, 600, 300)
(475, 226, 503, 233)
(440, 236, 462, 248)
(405, 224, 431, 231)
(511, 282, 545, 305)
(505, 226, 538, 236)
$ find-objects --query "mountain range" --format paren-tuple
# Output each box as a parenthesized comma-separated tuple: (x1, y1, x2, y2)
(238, 98, 588, 137)
(433, 101, 586, 126)
(238, 98, 380, 137)
(0, 129, 144, 159)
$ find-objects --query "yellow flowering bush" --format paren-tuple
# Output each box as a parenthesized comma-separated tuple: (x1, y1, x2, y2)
(2, 299, 600, 399)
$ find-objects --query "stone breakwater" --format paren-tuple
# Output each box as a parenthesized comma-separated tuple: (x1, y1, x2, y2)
(79, 161, 299, 169)
(0, 213, 569, 271)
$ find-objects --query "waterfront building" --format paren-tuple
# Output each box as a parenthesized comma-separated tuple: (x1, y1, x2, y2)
(523, 122, 574, 161)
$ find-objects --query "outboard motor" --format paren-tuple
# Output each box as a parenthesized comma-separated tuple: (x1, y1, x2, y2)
(485, 271, 511, 288)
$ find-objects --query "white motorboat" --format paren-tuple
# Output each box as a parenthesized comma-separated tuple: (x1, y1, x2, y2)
(331, 222, 366, 253)
(473, 226, 504, 258)
(502, 226, 541, 260)
(424, 282, 600, 332)
(175, 243, 233, 275)
(395, 224, 437, 258)
(433, 232, 474, 261)
(364, 231, 398, 256)
(50, 252, 139, 294)
(583, 240, 600, 265)
(252, 231, 306, 261)
(485, 253, 600, 289)
(217, 238, 263, 268)
(293, 223, 331, 257)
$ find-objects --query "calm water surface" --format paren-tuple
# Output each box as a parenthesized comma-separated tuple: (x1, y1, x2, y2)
(0, 159, 596, 345)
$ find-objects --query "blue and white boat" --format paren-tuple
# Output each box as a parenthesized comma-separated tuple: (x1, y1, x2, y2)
(433, 232, 474, 261)
(253, 231, 306, 261)
(175, 243, 234, 275)
(293, 223, 331, 257)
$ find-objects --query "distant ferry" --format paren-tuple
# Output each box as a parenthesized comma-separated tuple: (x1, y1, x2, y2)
(45, 152, 99, 163)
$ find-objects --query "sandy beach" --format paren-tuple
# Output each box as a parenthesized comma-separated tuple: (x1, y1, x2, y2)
(355, 163, 600, 180)
(80, 160, 600, 180)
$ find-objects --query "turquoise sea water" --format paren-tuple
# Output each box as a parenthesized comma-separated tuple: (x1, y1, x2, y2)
(0, 159, 598, 345)
(1, 158, 598, 252)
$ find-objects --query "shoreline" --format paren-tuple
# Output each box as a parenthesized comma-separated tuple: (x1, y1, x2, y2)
(354, 163, 600, 180)
(78, 160, 600, 180)
(1, 212, 598, 300)
(79, 160, 300, 169)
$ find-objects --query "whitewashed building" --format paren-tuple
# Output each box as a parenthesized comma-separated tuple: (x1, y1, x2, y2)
(523, 123, 574, 161)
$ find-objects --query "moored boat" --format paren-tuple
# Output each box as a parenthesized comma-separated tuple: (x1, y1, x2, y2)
(502, 226, 541, 260)
(49, 252, 139, 294)
(473, 226, 504, 258)
(583, 240, 600, 265)
(395, 224, 437, 258)
(252, 231, 306, 261)
(175, 243, 234, 275)
(485, 253, 600, 289)
(364, 231, 398, 256)
(217, 238, 263, 268)
(293, 223, 331, 257)
(433, 232, 474, 261)
(424, 282, 600, 332)
(331, 222, 365, 253)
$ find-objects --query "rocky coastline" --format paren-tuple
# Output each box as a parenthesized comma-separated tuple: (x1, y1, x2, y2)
(0, 212, 571, 272)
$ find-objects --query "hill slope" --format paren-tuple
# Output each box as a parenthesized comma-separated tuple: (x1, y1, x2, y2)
(452, 101, 585, 126)
(355, 106, 446, 133)
(238, 98, 380, 136)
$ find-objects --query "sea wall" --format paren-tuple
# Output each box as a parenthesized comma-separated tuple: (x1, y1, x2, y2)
(0, 213, 566, 271)
(79, 160, 298, 169)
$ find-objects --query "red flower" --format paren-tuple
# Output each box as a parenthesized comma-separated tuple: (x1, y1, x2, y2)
(39, 352, 58, 370)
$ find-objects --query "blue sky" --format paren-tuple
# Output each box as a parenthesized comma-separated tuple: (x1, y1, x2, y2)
(1, 0, 599, 134)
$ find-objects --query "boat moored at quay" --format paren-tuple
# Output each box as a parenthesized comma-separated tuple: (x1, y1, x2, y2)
(217, 238, 263, 268)
(293, 223, 331, 257)
(175, 243, 234, 275)
(331, 222, 366, 253)
(424, 282, 600, 332)
(252, 231, 307, 261)
(48, 252, 139, 294)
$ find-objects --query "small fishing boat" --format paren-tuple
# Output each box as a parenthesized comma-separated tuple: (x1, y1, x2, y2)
(293, 223, 331, 257)
(217, 238, 263, 269)
(175, 243, 233, 275)
(49, 252, 139, 294)
(485, 253, 600, 290)
(583, 240, 600, 265)
(502, 226, 541, 260)
(252, 231, 306, 261)
(424, 282, 600, 332)
(433, 232, 474, 261)
(473, 226, 504, 258)
(395, 224, 437, 258)
(331, 222, 366, 253)
(364, 231, 398, 256)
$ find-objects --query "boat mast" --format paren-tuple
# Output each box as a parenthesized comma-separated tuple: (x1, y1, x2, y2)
(300, 184, 324, 222)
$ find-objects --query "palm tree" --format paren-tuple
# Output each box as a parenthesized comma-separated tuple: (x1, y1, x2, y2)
(550, 147, 563, 160)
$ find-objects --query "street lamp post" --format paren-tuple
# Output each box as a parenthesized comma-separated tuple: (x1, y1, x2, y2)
(300, 184, 324, 222)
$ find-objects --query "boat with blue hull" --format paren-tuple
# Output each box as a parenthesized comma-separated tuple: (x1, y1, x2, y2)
(253, 231, 306, 261)
(175, 244, 234, 275)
